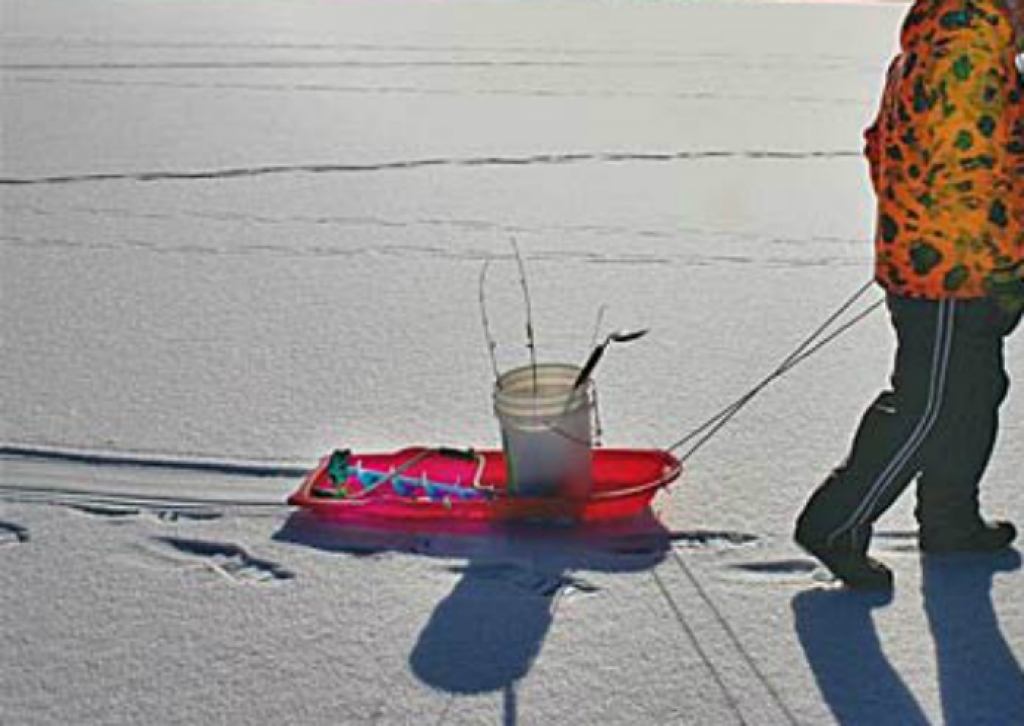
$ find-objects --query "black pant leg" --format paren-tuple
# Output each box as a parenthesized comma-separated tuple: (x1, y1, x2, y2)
(796, 295, 959, 550)
(914, 299, 1020, 535)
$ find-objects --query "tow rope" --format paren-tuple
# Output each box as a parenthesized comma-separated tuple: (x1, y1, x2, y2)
(665, 279, 884, 462)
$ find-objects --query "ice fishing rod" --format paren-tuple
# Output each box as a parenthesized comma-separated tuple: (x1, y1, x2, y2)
(665, 279, 884, 462)
(478, 239, 540, 391)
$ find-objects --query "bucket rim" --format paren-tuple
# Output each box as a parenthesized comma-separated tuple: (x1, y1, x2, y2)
(493, 376, 593, 412)
(493, 362, 589, 393)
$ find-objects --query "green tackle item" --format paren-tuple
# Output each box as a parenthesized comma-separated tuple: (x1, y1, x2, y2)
(312, 449, 353, 498)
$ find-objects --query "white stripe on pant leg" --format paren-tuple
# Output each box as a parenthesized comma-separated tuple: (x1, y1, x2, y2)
(827, 299, 954, 543)
(826, 300, 957, 545)
(847, 299, 957, 535)
(852, 300, 957, 530)
(832, 299, 957, 540)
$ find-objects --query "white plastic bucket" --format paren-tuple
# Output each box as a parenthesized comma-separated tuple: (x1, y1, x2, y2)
(493, 363, 594, 499)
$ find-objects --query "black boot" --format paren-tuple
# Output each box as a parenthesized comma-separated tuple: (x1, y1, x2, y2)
(795, 522, 894, 591)
(919, 520, 1017, 554)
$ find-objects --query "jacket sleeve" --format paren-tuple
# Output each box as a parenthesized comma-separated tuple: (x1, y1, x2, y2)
(864, 121, 881, 192)
(917, 13, 1022, 284)
(864, 57, 902, 194)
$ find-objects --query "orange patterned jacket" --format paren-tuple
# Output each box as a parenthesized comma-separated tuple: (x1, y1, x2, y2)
(865, 0, 1023, 300)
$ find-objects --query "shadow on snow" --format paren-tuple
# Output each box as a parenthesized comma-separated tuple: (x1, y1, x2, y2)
(793, 549, 1024, 725)
(274, 509, 677, 723)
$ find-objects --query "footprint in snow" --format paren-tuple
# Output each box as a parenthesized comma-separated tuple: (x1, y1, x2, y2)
(67, 503, 222, 523)
(152, 509, 223, 523)
(153, 537, 294, 585)
(68, 504, 139, 519)
(0, 519, 30, 546)
(447, 563, 599, 599)
(603, 530, 759, 556)
(727, 558, 821, 584)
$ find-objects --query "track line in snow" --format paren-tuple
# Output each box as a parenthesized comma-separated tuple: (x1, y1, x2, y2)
(64, 502, 224, 523)
(654, 550, 801, 725)
(0, 149, 860, 187)
(652, 567, 749, 725)
(0, 486, 290, 513)
(7, 75, 867, 107)
(0, 444, 308, 479)
(608, 529, 759, 555)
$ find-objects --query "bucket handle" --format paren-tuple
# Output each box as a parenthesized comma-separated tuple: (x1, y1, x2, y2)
(542, 387, 604, 448)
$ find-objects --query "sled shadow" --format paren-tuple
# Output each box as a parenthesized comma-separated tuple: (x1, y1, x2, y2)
(274, 509, 675, 722)
(792, 587, 928, 726)
(923, 549, 1024, 724)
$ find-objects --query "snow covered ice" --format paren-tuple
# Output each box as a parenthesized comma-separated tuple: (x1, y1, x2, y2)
(2, 0, 1022, 723)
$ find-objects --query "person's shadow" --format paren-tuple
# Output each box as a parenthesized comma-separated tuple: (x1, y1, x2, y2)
(792, 586, 927, 726)
(793, 549, 1024, 726)
(923, 549, 1024, 725)
(275, 509, 674, 726)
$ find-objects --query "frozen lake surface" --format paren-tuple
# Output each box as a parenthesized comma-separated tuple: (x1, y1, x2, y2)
(2, 1, 1022, 724)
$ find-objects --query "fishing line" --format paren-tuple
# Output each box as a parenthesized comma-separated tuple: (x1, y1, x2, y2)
(666, 279, 883, 461)
(510, 237, 539, 390)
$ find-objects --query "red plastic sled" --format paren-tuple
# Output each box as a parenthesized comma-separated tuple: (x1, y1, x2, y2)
(288, 447, 682, 523)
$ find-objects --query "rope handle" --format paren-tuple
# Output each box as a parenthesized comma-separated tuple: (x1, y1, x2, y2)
(666, 279, 884, 462)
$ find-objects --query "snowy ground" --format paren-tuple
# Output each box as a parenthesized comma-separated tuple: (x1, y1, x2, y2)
(2, 0, 1022, 724)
